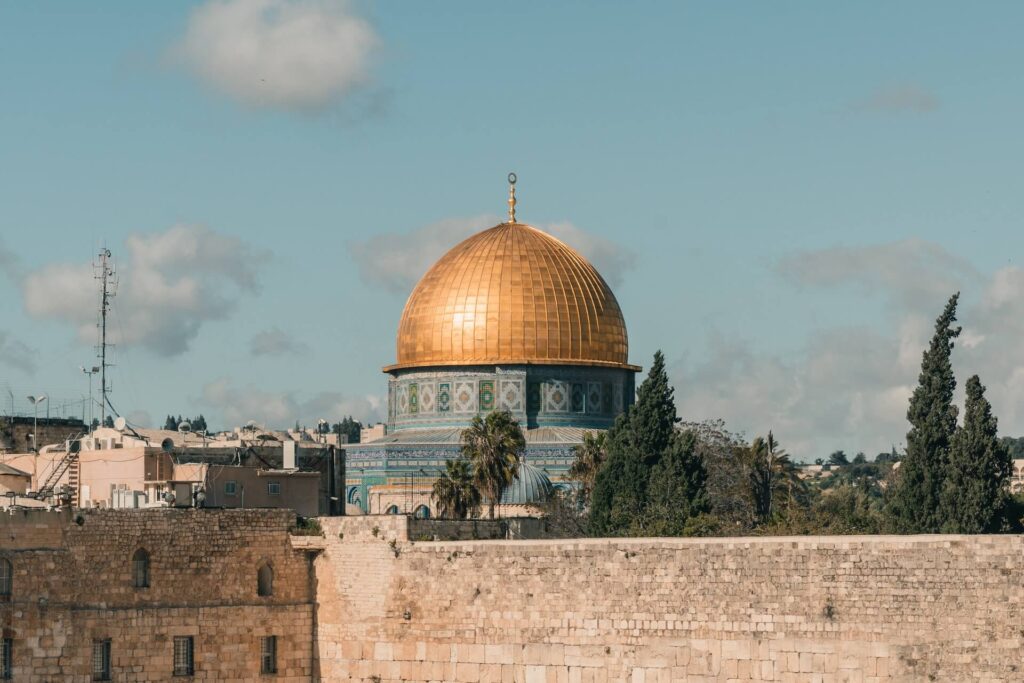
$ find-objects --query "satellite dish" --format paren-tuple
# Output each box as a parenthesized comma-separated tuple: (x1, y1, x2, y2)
(161, 438, 174, 453)
(177, 421, 192, 433)
(113, 416, 127, 432)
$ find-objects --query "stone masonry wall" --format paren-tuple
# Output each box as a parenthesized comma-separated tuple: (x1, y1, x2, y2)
(314, 516, 1024, 682)
(0, 508, 315, 682)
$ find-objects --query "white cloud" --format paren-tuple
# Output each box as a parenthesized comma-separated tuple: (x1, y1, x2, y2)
(776, 238, 979, 310)
(850, 84, 940, 113)
(0, 333, 37, 375)
(174, 0, 378, 111)
(249, 327, 308, 356)
(348, 214, 637, 294)
(678, 240, 1024, 460)
(200, 377, 383, 428)
(22, 225, 266, 357)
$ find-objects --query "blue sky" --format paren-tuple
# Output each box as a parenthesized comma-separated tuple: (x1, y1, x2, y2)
(3, 1, 1024, 460)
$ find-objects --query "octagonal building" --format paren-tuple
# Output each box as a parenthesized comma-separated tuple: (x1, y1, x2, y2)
(344, 181, 639, 515)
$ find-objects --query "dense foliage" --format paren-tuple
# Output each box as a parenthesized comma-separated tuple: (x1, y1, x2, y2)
(431, 458, 482, 520)
(589, 351, 708, 536)
(163, 414, 209, 432)
(939, 376, 1012, 533)
(885, 294, 962, 533)
(331, 416, 362, 444)
(568, 295, 1021, 538)
(461, 410, 526, 519)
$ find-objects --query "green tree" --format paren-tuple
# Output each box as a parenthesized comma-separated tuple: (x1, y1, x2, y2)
(163, 415, 178, 431)
(939, 376, 1012, 533)
(828, 450, 849, 467)
(431, 458, 482, 519)
(743, 432, 803, 523)
(590, 351, 679, 536)
(682, 419, 752, 528)
(461, 410, 526, 519)
(644, 430, 709, 535)
(999, 436, 1024, 460)
(332, 417, 362, 444)
(886, 293, 961, 533)
(590, 351, 708, 536)
(568, 431, 607, 504)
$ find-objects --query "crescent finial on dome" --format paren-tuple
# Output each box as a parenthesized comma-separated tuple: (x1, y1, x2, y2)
(507, 172, 517, 223)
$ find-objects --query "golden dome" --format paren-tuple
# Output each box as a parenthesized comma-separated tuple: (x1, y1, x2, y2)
(386, 222, 637, 372)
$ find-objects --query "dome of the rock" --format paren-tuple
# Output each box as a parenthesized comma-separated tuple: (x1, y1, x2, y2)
(386, 222, 636, 372)
(345, 177, 641, 517)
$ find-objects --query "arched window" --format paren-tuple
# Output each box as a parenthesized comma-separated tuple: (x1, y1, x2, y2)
(413, 505, 430, 519)
(131, 549, 150, 588)
(385, 505, 400, 515)
(0, 559, 11, 597)
(257, 563, 274, 597)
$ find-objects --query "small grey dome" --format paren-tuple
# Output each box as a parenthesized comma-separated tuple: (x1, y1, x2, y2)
(500, 462, 553, 505)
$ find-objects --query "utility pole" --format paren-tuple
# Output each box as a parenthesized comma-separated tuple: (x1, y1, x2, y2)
(95, 249, 116, 427)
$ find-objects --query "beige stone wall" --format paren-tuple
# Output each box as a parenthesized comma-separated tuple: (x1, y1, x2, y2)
(5, 509, 1024, 681)
(0, 508, 314, 681)
(314, 516, 1024, 682)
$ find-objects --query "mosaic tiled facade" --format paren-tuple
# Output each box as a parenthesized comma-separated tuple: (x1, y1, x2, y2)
(385, 365, 635, 432)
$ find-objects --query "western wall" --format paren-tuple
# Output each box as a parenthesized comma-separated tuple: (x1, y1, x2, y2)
(316, 517, 1024, 682)
(2, 509, 1023, 681)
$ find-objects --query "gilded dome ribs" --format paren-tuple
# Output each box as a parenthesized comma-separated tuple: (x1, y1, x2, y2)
(386, 222, 636, 373)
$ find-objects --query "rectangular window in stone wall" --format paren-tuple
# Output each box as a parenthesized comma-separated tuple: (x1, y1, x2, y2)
(173, 636, 193, 677)
(92, 639, 111, 681)
(224, 481, 237, 496)
(0, 559, 10, 597)
(1, 638, 10, 680)
(268, 482, 281, 495)
(261, 636, 277, 675)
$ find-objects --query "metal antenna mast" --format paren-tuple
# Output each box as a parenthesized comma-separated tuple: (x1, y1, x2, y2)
(95, 248, 116, 426)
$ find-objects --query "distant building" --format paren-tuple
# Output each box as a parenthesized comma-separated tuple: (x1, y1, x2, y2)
(0, 426, 336, 516)
(0, 463, 31, 496)
(1010, 459, 1024, 494)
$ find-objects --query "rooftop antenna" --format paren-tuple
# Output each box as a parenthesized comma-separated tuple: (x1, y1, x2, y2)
(94, 248, 117, 427)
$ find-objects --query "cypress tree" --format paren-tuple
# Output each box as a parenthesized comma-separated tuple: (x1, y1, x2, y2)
(940, 376, 1012, 533)
(588, 414, 648, 536)
(886, 293, 961, 533)
(627, 351, 677, 464)
(589, 351, 700, 536)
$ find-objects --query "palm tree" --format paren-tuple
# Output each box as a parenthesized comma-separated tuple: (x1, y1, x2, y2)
(568, 431, 607, 504)
(431, 459, 481, 519)
(744, 431, 804, 523)
(461, 410, 526, 519)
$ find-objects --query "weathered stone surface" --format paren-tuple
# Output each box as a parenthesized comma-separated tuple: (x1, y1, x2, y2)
(4, 510, 1024, 681)
(0, 508, 313, 681)
(315, 517, 1024, 682)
